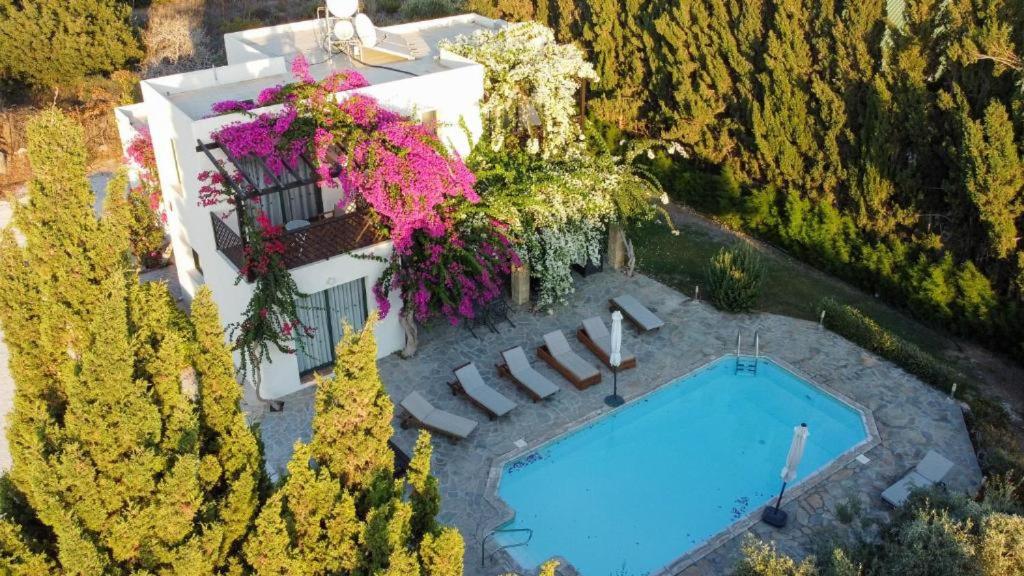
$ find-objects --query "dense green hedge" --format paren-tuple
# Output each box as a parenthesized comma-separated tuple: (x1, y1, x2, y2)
(819, 297, 963, 392)
(819, 297, 1024, 475)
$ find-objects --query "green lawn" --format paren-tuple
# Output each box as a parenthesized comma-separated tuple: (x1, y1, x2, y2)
(629, 218, 957, 356)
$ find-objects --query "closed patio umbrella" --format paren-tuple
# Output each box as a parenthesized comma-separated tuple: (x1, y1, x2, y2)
(762, 423, 809, 527)
(782, 423, 809, 482)
(605, 311, 624, 407)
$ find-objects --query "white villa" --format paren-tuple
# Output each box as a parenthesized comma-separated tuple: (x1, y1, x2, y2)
(114, 13, 504, 401)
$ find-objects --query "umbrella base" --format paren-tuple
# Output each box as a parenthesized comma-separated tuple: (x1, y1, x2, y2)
(604, 394, 624, 407)
(761, 506, 787, 528)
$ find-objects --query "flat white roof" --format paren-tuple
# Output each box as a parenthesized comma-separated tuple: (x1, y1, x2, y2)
(153, 14, 501, 120)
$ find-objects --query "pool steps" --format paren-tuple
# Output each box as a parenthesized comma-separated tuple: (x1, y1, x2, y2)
(735, 330, 761, 375)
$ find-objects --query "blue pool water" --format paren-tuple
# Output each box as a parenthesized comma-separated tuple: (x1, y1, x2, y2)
(496, 356, 867, 575)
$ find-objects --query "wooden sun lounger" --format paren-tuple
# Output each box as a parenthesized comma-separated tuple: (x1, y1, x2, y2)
(577, 316, 638, 370)
(537, 330, 601, 390)
(399, 391, 477, 441)
(881, 450, 955, 507)
(609, 294, 665, 333)
(497, 346, 560, 402)
(449, 362, 517, 420)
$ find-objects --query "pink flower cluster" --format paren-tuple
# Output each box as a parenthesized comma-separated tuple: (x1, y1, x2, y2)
(335, 95, 479, 252)
(125, 128, 167, 223)
(377, 222, 521, 325)
(202, 55, 519, 327)
(239, 212, 287, 278)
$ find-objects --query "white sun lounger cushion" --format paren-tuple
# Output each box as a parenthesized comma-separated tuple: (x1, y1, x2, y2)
(581, 316, 636, 364)
(881, 450, 954, 507)
(454, 363, 516, 417)
(543, 331, 599, 382)
(612, 294, 665, 332)
(502, 347, 559, 399)
(401, 391, 477, 439)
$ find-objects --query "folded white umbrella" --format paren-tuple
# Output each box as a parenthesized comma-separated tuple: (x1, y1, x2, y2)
(781, 423, 810, 483)
(609, 310, 623, 368)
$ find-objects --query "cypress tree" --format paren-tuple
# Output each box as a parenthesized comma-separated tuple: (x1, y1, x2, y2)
(191, 286, 265, 567)
(0, 109, 267, 573)
(418, 528, 464, 576)
(582, 0, 653, 131)
(243, 443, 363, 575)
(244, 320, 462, 575)
(650, 0, 764, 165)
(310, 314, 394, 491)
(407, 432, 441, 540)
(951, 92, 1024, 260)
(749, 0, 847, 198)
(0, 519, 51, 574)
(102, 169, 167, 269)
(0, 108, 128, 526)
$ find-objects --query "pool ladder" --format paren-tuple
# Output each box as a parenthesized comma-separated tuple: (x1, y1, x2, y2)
(735, 330, 760, 376)
(481, 527, 533, 567)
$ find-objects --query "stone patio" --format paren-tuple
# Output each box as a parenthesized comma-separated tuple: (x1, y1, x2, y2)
(257, 271, 982, 575)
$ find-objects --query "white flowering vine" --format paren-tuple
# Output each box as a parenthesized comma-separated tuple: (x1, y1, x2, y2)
(440, 22, 598, 159)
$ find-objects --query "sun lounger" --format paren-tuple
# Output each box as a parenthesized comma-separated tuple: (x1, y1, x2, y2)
(399, 391, 478, 441)
(609, 294, 665, 333)
(449, 362, 517, 420)
(537, 330, 602, 390)
(497, 346, 560, 401)
(577, 316, 638, 370)
(881, 450, 955, 507)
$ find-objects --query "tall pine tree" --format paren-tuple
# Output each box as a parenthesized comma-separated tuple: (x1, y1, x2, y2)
(310, 314, 394, 491)
(0, 109, 266, 574)
(244, 320, 462, 575)
(951, 91, 1024, 261)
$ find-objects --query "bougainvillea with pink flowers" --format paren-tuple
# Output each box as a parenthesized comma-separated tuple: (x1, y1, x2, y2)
(124, 127, 168, 267)
(199, 55, 519, 369)
(233, 210, 313, 378)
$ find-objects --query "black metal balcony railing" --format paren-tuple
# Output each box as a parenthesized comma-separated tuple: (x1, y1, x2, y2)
(211, 212, 245, 269)
(210, 210, 387, 275)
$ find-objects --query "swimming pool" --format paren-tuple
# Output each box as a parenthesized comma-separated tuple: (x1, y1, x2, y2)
(494, 356, 869, 575)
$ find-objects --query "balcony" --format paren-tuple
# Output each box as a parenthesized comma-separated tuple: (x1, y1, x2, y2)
(211, 208, 387, 272)
(198, 138, 389, 273)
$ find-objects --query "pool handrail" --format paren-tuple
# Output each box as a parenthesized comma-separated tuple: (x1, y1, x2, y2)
(481, 526, 534, 566)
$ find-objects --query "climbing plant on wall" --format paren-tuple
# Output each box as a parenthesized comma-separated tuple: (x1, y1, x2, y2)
(200, 56, 520, 369)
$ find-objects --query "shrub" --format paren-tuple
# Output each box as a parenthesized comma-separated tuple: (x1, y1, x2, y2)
(706, 245, 766, 312)
(0, 0, 142, 89)
(734, 538, 817, 576)
(876, 507, 977, 576)
(141, 1, 215, 78)
(375, 0, 405, 12)
(977, 513, 1024, 576)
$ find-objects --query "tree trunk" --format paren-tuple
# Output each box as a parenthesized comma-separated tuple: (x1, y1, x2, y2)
(400, 309, 418, 358)
(607, 223, 627, 270)
(624, 236, 636, 277)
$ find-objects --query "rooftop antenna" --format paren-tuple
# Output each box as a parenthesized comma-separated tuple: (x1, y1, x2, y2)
(317, 0, 360, 56)
(315, 0, 418, 71)
(353, 13, 379, 50)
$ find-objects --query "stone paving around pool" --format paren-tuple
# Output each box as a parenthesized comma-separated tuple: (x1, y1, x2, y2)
(256, 271, 982, 576)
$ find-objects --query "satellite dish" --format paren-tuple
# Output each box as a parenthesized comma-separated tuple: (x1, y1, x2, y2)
(326, 0, 358, 18)
(332, 20, 355, 41)
(354, 13, 377, 48)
